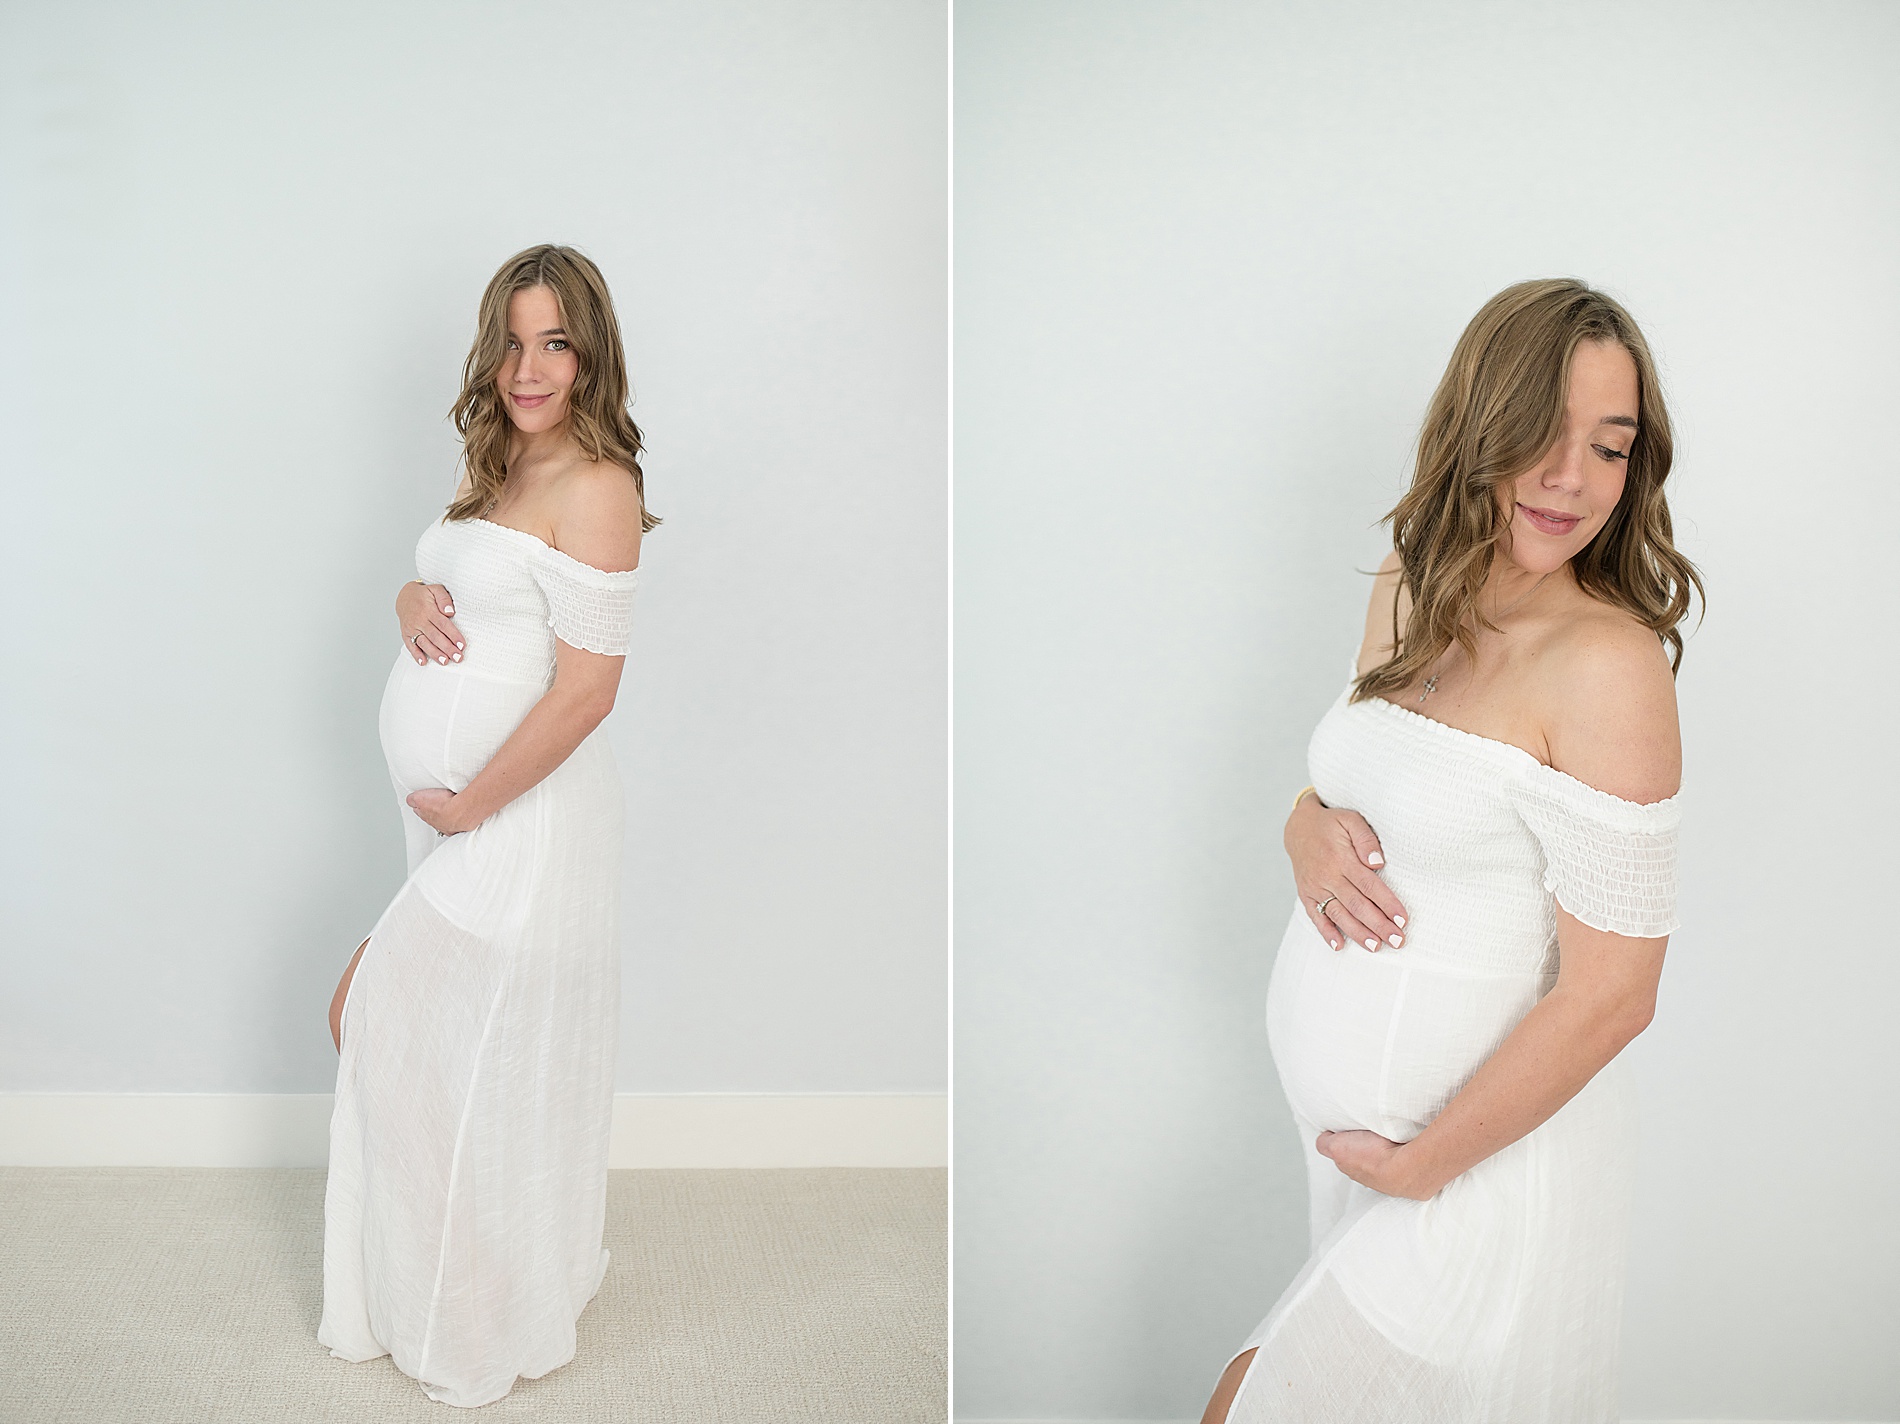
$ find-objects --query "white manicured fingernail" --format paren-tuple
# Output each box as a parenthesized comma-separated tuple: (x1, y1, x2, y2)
(1367, 851, 1384, 866)
(444, 605, 454, 614)
(455, 641, 464, 649)
(452, 653, 461, 661)
(1364, 938, 1378, 950)
(1394, 914, 1406, 927)
(437, 656, 447, 663)
(1389, 935, 1402, 947)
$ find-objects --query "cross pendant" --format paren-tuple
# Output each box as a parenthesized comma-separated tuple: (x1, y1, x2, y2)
(1417, 674, 1438, 704)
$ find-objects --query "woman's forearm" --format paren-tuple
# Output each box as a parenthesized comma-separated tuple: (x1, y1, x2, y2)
(445, 684, 612, 829)
(1389, 980, 1655, 1199)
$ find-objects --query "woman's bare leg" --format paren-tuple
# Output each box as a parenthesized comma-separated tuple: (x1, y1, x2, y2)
(328, 937, 370, 1052)
(1199, 1347, 1257, 1424)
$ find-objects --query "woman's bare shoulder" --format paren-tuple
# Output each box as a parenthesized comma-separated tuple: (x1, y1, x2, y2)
(1355, 550, 1405, 679)
(1539, 600, 1680, 801)
(547, 458, 644, 572)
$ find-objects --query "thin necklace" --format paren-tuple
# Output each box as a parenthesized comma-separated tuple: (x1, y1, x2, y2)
(1417, 573, 1551, 704)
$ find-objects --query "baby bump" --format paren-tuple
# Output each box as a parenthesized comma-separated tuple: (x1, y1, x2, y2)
(377, 654, 547, 795)
(1265, 907, 1542, 1139)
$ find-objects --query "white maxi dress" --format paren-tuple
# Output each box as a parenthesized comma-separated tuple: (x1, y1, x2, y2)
(319, 514, 639, 1408)
(1225, 665, 1681, 1422)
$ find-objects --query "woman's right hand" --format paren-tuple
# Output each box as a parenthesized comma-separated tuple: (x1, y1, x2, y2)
(1286, 791, 1409, 952)
(398, 580, 463, 665)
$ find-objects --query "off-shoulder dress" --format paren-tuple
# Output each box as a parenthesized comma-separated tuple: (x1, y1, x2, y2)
(318, 514, 640, 1408)
(1225, 664, 1681, 1422)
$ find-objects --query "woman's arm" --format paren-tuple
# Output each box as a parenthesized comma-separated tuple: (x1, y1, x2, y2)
(1320, 616, 1681, 1199)
(1324, 911, 1666, 1199)
(406, 466, 643, 836)
(407, 640, 624, 834)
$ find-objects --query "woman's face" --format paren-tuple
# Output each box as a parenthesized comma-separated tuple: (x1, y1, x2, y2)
(497, 284, 579, 435)
(1496, 337, 1640, 575)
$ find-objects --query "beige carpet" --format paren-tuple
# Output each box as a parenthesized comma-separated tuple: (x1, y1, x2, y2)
(0, 1166, 946, 1423)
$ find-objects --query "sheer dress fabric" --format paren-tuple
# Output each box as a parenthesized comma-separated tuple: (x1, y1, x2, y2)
(319, 516, 638, 1408)
(1226, 667, 1681, 1423)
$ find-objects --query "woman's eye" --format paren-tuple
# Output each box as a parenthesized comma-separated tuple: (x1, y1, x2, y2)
(1594, 444, 1630, 462)
(547, 339, 569, 351)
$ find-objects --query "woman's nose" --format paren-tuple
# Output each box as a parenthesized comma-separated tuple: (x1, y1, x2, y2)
(1545, 441, 1587, 490)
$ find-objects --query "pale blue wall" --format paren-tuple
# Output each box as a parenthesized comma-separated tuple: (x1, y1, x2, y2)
(954, 2, 1900, 1418)
(0, 0, 947, 1095)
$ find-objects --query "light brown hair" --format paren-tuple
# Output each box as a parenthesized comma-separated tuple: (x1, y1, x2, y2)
(445, 244, 659, 531)
(1353, 277, 1701, 704)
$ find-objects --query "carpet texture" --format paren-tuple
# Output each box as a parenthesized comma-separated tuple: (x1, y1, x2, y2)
(0, 1166, 946, 1422)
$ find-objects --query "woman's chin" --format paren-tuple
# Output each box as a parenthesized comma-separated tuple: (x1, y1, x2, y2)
(1512, 552, 1575, 577)
(1502, 533, 1582, 577)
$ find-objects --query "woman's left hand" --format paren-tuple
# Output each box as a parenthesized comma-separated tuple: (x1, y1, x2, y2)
(1317, 1129, 1436, 1201)
(407, 788, 474, 836)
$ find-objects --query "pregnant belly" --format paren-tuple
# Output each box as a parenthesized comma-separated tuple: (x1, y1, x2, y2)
(1264, 906, 1543, 1141)
(376, 653, 546, 796)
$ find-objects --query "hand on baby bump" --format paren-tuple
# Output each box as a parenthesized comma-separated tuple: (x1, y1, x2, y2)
(1287, 797, 1409, 953)
(399, 580, 464, 666)
(407, 787, 472, 837)
(1317, 1128, 1432, 1200)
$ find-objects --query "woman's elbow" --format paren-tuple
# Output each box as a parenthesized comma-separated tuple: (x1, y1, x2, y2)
(1608, 988, 1657, 1047)
(556, 682, 616, 730)
(1562, 981, 1657, 1053)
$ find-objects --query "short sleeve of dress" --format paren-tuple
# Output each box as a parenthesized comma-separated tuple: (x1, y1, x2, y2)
(1508, 768, 1682, 938)
(529, 547, 640, 655)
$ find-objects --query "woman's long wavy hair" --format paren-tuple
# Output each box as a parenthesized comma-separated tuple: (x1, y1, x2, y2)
(445, 244, 658, 531)
(1351, 278, 1702, 705)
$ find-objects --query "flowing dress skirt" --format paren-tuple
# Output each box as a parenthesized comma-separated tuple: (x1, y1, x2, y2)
(318, 652, 624, 1407)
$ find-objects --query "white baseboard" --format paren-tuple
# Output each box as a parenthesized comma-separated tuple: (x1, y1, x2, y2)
(0, 1092, 946, 1169)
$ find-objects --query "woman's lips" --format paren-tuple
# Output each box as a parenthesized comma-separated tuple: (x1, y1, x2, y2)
(511, 392, 553, 409)
(1518, 503, 1583, 536)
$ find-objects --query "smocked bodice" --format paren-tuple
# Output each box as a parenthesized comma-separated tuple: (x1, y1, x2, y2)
(1307, 672, 1681, 976)
(412, 517, 640, 685)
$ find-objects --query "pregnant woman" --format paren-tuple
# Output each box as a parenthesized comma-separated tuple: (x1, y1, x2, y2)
(1201, 279, 1701, 1421)
(317, 244, 656, 1407)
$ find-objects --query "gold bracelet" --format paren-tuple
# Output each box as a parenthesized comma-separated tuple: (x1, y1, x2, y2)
(1291, 784, 1318, 814)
